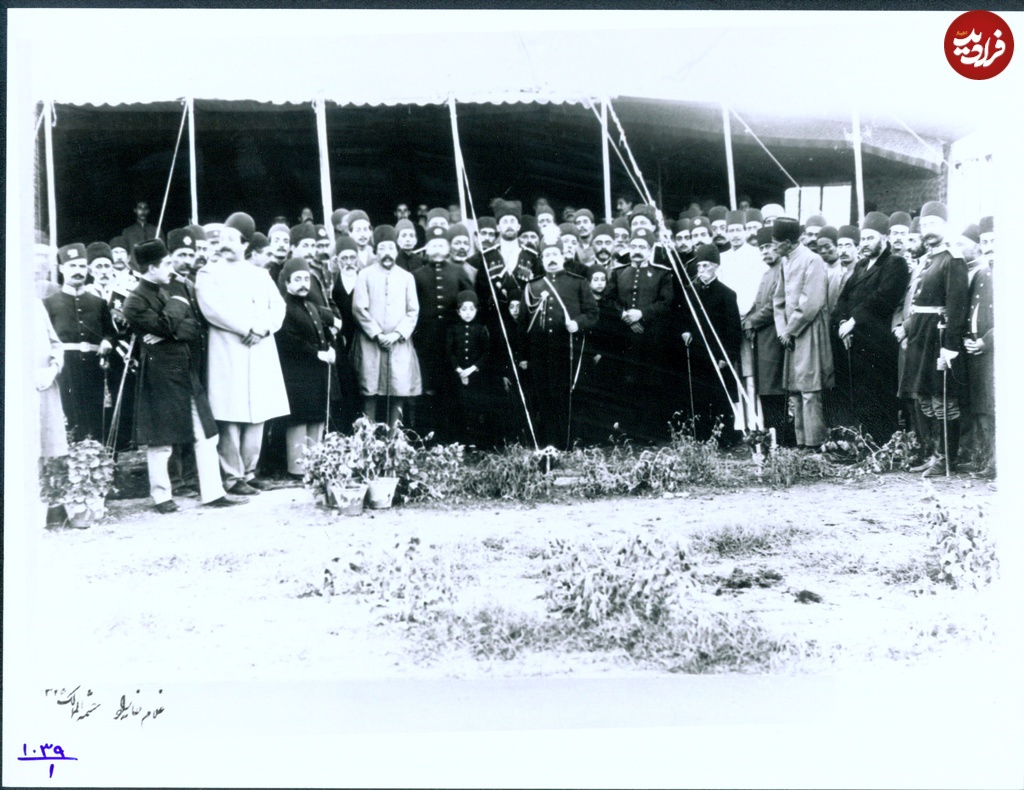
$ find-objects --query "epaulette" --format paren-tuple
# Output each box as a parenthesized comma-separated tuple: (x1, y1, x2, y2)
(528, 274, 547, 284)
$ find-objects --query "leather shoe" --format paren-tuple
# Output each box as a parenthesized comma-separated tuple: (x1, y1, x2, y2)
(204, 493, 249, 507)
(228, 481, 260, 496)
(154, 500, 179, 514)
(970, 464, 996, 480)
(922, 457, 951, 477)
(172, 486, 199, 498)
(246, 478, 271, 490)
(909, 455, 936, 473)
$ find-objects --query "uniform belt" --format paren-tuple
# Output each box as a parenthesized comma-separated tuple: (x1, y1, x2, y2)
(910, 306, 945, 315)
(59, 342, 101, 353)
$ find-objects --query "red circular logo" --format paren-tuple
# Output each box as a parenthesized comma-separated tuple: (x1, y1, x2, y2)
(945, 10, 1014, 79)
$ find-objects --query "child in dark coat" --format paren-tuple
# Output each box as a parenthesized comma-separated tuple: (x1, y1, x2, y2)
(446, 290, 492, 447)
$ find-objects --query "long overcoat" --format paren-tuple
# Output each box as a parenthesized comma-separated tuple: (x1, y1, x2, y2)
(196, 260, 290, 424)
(350, 262, 422, 397)
(276, 293, 332, 423)
(35, 300, 69, 459)
(773, 243, 834, 393)
(965, 265, 994, 415)
(122, 278, 218, 446)
(742, 261, 785, 396)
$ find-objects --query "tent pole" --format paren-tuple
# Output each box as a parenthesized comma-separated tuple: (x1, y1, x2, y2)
(721, 101, 737, 211)
(43, 99, 57, 251)
(852, 107, 866, 224)
(601, 97, 612, 223)
(187, 97, 198, 225)
(314, 97, 335, 244)
(448, 96, 467, 224)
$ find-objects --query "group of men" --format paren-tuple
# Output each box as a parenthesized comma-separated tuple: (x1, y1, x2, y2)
(35, 190, 996, 514)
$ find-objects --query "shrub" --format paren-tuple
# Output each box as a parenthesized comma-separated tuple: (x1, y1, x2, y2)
(542, 535, 697, 627)
(923, 489, 998, 590)
(689, 521, 811, 558)
(821, 426, 921, 474)
(759, 447, 838, 488)
(39, 438, 116, 520)
(454, 445, 557, 501)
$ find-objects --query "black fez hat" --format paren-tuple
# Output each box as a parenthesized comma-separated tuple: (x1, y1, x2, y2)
(373, 224, 397, 248)
(692, 243, 721, 265)
(335, 235, 359, 255)
(629, 204, 658, 225)
(921, 201, 948, 221)
(771, 217, 801, 244)
(477, 216, 497, 230)
(979, 216, 994, 234)
(445, 223, 470, 242)
(457, 289, 478, 307)
(558, 222, 579, 239)
(58, 243, 87, 266)
(817, 225, 839, 245)
(250, 232, 270, 252)
(133, 239, 168, 272)
(861, 212, 890, 236)
(708, 206, 728, 223)
(962, 223, 981, 244)
(425, 226, 448, 242)
(745, 209, 764, 224)
(889, 211, 912, 229)
(225, 212, 256, 242)
(281, 257, 311, 283)
(493, 200, 522, 223)
(346, 210, 370, 226)
(592, 223, 615, 240)
(109, 236, 128, 252)
(86, 241, 113, 263)
(167, 227, 197, 254)
(837, 225, 861, 245)
(673, 218, 691, 234)
(519, 215, 539, 235)
(290, 223, 318, 245)
(805, 214, 827, 229)
(755, 226, 775, 246)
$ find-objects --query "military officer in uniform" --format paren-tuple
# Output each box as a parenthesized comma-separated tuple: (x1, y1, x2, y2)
(521, 239, 599, 450)
(43, 243, 116, 442)
(902, 202, 969, 477)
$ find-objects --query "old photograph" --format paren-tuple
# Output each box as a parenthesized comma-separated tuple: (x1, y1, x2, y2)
(4, 7, 1022, 787)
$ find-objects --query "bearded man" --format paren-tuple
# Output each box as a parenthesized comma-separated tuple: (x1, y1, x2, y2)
(832, 211, 909, 443)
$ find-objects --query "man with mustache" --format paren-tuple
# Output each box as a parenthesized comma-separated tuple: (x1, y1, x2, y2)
(679, 243, 743, 446)
(275, 257, 335, 477)
(606, 227, 675, 440)
(447, 222, 478, 285)
(744, 209, 764, 245)
(43, 243, 116, 442)
(832, 211, 910, 444)
(120, 200, 161, 258)
(961, 215, 995, 478)
(411, 225, 473, 441)
(351, 225, 422, 428)
(346, 210, 377, 269)
(900, 201, 969, 477)
(573, 208, 597, 267)
(708, 206, 731, 254)
(802, 214, 827, 251)
(123, 239, 248, 513)
(521, 239, 599, 450)
(196, 212, 290, 495)
(825, 225, 862, 428)
(395, 218, 423, 273)
(266, 222, 292, 282)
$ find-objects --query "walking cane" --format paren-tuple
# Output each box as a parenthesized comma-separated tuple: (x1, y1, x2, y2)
(325, 360, 332, 433)
(845, 341, 855, 429)
(686, 342, 696, 438)
(566, 333, 574, 451)
(105, 335, 137, 454)
(939, 319, 950, 478)
(384, 346, 393, 430)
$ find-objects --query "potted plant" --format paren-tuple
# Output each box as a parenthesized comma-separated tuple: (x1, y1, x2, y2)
(39, 439, 116, 528)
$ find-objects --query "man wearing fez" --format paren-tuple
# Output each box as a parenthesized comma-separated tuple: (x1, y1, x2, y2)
(536, 205, 557, 234)
(771, 217, 833, 451)
(426, 207, 450, 231)
(196, 212, 290, 495)
(275, 258, 336, 477)
(960, 215, 995, 478)
(606, 227, 674, 437)
(888, 211, 912, 258)
(395, 218, 423, 273)
(708, 206, 731, 253)
(85, 242, 117, 300)
(328, 235, 364, 432)
(590, 223, 617, 271)
(518, 215, 541, 255)
(832, 211, 910, 444)
(893, 217, 927, 441)
(44, 243, 116, 442)
(679, 243, 742, 446)
(901, 202, 969, 477)
(346, 210, 377, 269)
(673, 218, 694, 259)
(573, 209, 597, 267)
(558, 223, 589, 277)
(267, 222, 292, 281)
(109, 236, 132, 277)
(351, 225, 422, 428)
(521, 239, 599, 450)
(802, 214, 827, 250)
(411, 225, 473, 440)
(611, 217, 631, 261)
(476, 216, 498, 251)
(742, 227, 787, 441)
(121, 200, 161, 257)
(122, 240, 247, 512)
(448, 223, 478, 285)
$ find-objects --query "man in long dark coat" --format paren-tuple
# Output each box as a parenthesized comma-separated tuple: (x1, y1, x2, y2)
(411, 225, 473, 441)
(43, 243, 116, 442)
(521, 240, 599, 450)
(122, 240, 247, 512)
(679, 243, 743, 446)
(962, 215, 995, 478)
(902, 202, 969, 476)
(833, 211, 910, 444)
(605, 227, 675, 440)
(276, 258, 335, 476)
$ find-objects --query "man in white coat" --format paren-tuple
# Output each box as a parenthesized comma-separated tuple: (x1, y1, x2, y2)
(351, 225, 422, 428)
(196, 212, 290, 495)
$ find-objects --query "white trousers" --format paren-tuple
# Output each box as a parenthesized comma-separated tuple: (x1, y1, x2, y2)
(285, 422, 325, 475)
(146, 399, 226, 504)
(217, 421, 265, 487)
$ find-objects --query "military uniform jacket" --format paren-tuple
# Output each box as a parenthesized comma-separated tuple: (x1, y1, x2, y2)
(606, 262, 674, 342)
(902, 243, 968, 399)
(43, 288, 116, 348)
(412, 260, 474, 357)
(397, 250, 424, 273)
(446, 321, 490, 374)
(475, 249, 528, 371)
(522, 270, 599, 349)
(123, 278, 218, 446)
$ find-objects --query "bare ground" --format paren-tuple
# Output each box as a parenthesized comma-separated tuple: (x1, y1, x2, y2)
(28, 472, 1002, 684)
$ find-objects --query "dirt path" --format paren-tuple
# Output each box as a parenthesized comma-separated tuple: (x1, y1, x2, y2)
(23, 471, 1003, 685)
